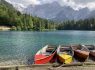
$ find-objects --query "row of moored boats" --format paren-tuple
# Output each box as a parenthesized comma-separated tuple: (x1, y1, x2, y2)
(34, 45, 95, 64)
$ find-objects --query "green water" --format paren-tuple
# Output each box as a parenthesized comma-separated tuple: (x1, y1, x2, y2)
(0, 31, 95, 65)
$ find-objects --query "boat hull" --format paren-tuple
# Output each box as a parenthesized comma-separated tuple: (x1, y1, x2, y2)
(89, 51, 95, 61)
(74, 50, 89, 62)
(57, 54, 73, 64)
(34, 51, 56, 64)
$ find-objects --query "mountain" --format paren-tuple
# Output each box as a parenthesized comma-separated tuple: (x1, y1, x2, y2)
(0, 0, 14, 9)
(88, 10, 95, 18)
(23, 1, 95, 21)
(12, 3, 25, 12)
(5, 0, 25, 12)
(53, 6, 76, 21)
(54, 7, 90, 21)
(75, 8, 90, 20)
(24, 1, 62, 19)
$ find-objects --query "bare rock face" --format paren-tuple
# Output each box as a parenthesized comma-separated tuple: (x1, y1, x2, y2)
(23, 1, 95, 21)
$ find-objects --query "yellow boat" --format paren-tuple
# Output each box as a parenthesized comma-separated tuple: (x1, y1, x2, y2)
(57, 45, 73, 64)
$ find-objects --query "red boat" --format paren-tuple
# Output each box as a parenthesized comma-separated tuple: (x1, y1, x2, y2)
(34, 45, 56, 64)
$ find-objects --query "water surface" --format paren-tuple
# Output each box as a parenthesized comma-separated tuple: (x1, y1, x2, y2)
(0, 31, 95, 65)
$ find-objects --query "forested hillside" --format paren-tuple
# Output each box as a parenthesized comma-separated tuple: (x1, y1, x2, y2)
(56, 18, 95, 30)
(0, 0, 56, 31)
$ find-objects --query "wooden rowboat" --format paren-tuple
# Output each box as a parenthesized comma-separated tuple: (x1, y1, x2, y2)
(71, 45, 89, 62)
(57, 45, 73, 64)
(34, 45, 57, 64)
(85, 45, 95, 61)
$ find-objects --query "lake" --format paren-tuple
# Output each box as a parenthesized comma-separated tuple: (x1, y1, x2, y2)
(0, 31, 95, 65)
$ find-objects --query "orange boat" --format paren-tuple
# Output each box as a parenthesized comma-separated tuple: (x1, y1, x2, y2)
(71, 45, 89, 62)
(34, 45, 57, 64)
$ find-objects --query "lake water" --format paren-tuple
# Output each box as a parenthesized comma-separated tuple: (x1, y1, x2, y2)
(0, 31, 95, 65)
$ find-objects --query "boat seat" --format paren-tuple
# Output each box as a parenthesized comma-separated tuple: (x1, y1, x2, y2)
(42, 52, 51, 56)
(60, 48, 71, 52)
(72, 45, 82, 50)
(61, 52, 68, 54)
(60, 47, 70, 49)
(46, 48, 54, 53)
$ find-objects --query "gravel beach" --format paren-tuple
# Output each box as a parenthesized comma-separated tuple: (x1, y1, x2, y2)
(1, 62, 95, 70)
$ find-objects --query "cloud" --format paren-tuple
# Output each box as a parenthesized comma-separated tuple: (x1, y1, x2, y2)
(58, 0, 95, 10)
(57, 0, 84, 10)
(86, 2, 95, 10)
(5, 0, 95, 10)
(6, 0, 40, 6)
(74, 0, 95, 4)
(38, 0, 58, 4)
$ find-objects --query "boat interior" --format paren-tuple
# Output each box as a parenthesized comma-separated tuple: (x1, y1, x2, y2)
(71, 45, 82, 50)
(45, 45, 56, 55)
(59, 45, 73, 56)
(71, 45, 90, 62)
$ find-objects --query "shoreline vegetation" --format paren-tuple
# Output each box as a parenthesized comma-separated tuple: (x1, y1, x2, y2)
(0, 25, 95, 31)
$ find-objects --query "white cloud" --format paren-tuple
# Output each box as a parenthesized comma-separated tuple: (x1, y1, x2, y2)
(38, 0, 58, 4)
(58, 0, 95, 10)
(26, 0, 40, 5)
(57, 0, 84, 10)
(6, 0, 40, 6)
(86, 2, 95, 10)
(74, 0, 95, 4)
(5, 0, 95, 10)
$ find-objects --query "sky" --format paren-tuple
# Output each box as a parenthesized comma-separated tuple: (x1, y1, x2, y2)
(5, 0, 95, 10)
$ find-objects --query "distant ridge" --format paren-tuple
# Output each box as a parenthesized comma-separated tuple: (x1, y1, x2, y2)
(23, 1, 95, 21)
